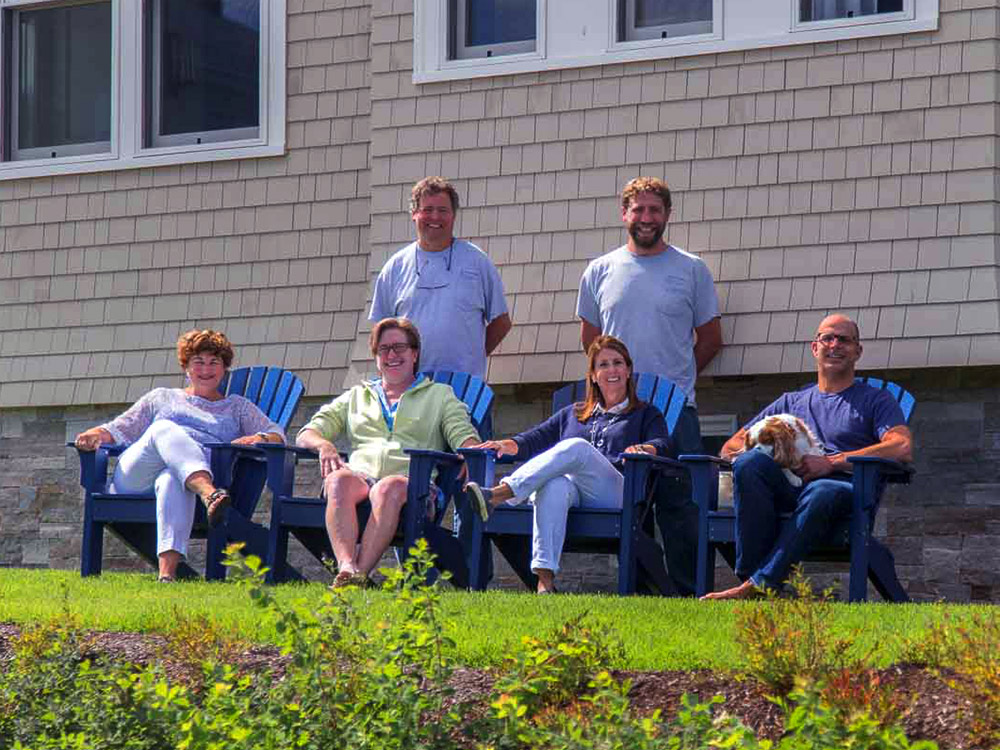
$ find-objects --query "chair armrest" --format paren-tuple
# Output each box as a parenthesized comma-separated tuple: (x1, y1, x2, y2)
(256, 443, 320, 460)
(846, 455, 914, 482)
(66, 442, 127, 492)
(678, 454, 733, 469)
(403, 447, 465, 466)
(619, 452, 688, 472)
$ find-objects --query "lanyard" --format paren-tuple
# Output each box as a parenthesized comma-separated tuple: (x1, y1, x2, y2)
(414, 241, 455, 278)
(372, 375, 423, 431)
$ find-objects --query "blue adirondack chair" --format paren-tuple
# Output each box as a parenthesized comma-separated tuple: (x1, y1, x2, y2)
(73, 366, 305, 580)
(460, 372, 690, 595)
(261, 371, 494, 585)
(689, 376, 915, 602)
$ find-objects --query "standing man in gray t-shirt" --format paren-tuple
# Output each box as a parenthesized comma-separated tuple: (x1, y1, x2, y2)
(369, 176, 511, 380)
(576, 176, 722, 595)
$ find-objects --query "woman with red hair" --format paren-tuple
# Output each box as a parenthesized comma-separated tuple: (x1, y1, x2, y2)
(74, 329, 284, 581)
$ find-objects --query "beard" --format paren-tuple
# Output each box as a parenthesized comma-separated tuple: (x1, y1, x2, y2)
(627, 221, 665, 249)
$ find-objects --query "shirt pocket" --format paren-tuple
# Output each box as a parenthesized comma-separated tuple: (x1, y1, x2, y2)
(456, 268, 485, 313)
(654, 274, 694, 319)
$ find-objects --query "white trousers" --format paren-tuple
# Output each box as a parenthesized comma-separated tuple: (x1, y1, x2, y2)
(109, 420, 212, 557)
(502, 437, 624, 575)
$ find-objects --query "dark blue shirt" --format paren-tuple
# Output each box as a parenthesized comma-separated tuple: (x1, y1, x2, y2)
(512, 402, 673, 465)
(744, 383, 906, 454)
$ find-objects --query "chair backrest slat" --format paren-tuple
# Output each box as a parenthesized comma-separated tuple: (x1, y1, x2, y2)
(421, 370, 494, 437)
(218, 366, 305, 431)
(853, 376, 916, 425)
(552, 372, 685, 437)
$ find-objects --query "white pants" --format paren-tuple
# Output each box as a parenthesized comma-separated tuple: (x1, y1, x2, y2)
(502, 437, 624, 575)
(109, 420, 212, 557)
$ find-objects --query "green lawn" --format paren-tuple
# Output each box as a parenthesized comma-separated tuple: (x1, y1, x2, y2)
(0, 567, 986, 671)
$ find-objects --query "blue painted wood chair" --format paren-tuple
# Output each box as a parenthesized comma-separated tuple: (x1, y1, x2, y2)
(689, 377, 915, 602)
(460, 372, 690, 595)
(73, 366, 305, 580)
(262, 371, 494, 585)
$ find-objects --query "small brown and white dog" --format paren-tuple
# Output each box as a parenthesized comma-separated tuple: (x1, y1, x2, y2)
(742, 414, 825, 487)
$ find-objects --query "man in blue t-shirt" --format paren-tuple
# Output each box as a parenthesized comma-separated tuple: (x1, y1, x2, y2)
(702, 314, 913, 599)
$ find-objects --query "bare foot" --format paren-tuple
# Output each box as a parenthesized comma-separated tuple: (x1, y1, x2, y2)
(700, 580, 761, 600)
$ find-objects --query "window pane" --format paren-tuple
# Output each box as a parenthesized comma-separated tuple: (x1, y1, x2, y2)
(155, 0, 259, 140)
(635, 0, 712, 28)
(17, 3, 111, 152)
(465, 0, 536, 46)
(800, 0, 903, 22)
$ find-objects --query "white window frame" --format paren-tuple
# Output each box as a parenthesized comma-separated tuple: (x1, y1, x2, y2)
(450, 0, 538, 60)
(8, 0, 114, 161)
(413, 0, 937, 83)
(145, 0, 262, 148)
(0, 0, 284, 181)
(617, 0, 718, 44)
(792, 0, 913, 32)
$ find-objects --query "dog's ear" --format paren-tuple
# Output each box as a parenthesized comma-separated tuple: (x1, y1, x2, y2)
(743, 429, 755, 451)
(770, 421, 798, 468)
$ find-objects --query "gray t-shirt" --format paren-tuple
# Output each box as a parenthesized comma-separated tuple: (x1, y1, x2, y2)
(576, 245, 719, 402)
(369, 239, 508, 379)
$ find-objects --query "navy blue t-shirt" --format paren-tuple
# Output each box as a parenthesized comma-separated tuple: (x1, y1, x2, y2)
(744, 383, 906, 454)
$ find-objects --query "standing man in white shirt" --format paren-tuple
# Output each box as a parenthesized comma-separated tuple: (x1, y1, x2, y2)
(369, 176, 511, 380)
(576, 176, 723, 595)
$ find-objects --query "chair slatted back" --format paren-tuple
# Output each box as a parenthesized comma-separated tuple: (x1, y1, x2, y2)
(856, 376, 915, 423)
(219, 366, 305, 430)
(552, 373, 687, 435)
(424, 370, 495, 439)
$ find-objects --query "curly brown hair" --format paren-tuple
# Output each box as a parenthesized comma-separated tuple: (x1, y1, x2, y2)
(409, 176, 460, 214)
(176, 329, 234, 369)
(621, 176, 672, 214)
(369, 317, 421, 375)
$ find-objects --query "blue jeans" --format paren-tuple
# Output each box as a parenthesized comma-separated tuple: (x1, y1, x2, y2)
(732, 450, 853, 589)
(650, 405, 701, 596)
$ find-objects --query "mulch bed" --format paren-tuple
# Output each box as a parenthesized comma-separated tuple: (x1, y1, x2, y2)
(0, 623, 981, 749)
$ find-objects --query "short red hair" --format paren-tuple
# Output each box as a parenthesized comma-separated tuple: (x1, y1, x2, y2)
(176, 329, 234, 369)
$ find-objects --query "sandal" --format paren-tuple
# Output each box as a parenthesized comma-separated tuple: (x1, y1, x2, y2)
(157, 575, 176, 583)
(331, 569, 370, 590)
(203, 488, 231, 528)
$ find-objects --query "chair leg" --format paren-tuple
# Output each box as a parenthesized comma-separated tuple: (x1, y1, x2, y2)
(868, 539, 910, 602)
(205, 525, 227, 581)
(265, 501, 289, 584)
(80, 499, 104, 577)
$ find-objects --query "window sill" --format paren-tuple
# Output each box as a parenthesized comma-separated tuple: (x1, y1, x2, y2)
(0, 140, 285, 182)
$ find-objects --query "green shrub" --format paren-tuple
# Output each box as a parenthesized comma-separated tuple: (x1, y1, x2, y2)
(905, 609, 1000, 746)
(734, 567, 863, 694)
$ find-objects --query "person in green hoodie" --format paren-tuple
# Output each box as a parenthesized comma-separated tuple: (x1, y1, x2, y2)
(297, 317, 481, 587)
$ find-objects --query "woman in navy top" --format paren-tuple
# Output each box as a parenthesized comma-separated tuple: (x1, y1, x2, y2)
(465, 336, 672, 593)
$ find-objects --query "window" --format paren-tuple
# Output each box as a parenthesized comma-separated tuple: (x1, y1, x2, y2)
(0, 0, 285, 180)
(619, 0, 713, 42)
(449, 0, 537, 59)
(414, 0, 936, 83)
(9, 2, 112, 160)
(800, 0, 904, 22)
(146, 0, 260, 147)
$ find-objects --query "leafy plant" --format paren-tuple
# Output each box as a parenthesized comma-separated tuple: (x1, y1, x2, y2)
(905, 609, 1000, 746)
(735, 567, 862, 694)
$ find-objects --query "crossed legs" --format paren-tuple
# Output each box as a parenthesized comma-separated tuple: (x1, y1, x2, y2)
(110, 420, 224, 579)
(469, 437, 624, 593)
(324, 468, 408, 579)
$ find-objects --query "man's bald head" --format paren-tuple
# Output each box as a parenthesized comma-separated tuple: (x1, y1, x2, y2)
(816, 314, 860, 342)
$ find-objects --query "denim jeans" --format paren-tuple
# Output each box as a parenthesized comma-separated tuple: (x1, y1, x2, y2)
(649, 405, 700, 596)
(732, 450, 853, 589)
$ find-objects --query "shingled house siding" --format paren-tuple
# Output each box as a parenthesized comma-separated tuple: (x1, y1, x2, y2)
(1, 0, 998, 598)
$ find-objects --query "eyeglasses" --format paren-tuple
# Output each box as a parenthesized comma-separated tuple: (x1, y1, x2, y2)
(376, 343, 413, 356)
(815, 333, 857, 346)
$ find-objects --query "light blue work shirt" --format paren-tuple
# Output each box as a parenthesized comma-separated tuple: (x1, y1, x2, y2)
(369, 239, 508, 379)
(576, 244, 719, 404)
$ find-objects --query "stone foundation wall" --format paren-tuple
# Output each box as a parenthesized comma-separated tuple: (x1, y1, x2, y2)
(2, 365, 997, 600)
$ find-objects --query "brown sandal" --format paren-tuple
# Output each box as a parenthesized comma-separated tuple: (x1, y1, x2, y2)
(203, 489, 230, 528)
